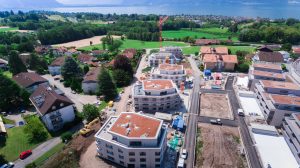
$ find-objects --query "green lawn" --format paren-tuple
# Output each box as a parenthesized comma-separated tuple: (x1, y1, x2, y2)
(0, 115, 51, 161)
(163, 28, 238, 42)
(80, 39, 188, 51)
(182, 45, 255, 55)
(33, 143, 64, 166)
(0, 27, 18, 32)
(2, 71, 12, 78)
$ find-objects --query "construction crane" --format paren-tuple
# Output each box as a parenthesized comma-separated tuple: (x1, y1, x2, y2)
(158, 16, 168, 48)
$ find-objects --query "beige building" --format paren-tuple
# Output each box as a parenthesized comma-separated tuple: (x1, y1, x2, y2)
(95, 112, 167, 168)
(133, 79, 181, 113)
(150, 64, 186, 86)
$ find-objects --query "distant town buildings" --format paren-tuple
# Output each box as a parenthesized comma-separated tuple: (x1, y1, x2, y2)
(30, 86, 75, 131)
(82, 67, 101, 94)
(95, 112, 167, 168)
(150, 64, 186, 86)
(283, 113, 300, 164)
(48, 56, 66, 76)
(132, 79, 181, 112)
(195, 39, 220, 46)
(200, 46, 237, 71)
(12, 72, 49, 93)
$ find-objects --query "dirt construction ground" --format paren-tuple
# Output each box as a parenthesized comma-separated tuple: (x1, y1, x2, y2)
(196, 123, 246, 168)
(200, 93, 233, 120)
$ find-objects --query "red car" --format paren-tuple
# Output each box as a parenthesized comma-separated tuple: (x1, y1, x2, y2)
(19, 150, 32, 159)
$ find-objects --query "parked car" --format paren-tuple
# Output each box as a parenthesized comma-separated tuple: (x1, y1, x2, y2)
(181, 149, 187, 159)
(177, 158, 185, 168)
(0, 162, 14, 168)
(238, 108, 245, 117)
(19, 150, 32, 159)
(210, 118, 222, 125)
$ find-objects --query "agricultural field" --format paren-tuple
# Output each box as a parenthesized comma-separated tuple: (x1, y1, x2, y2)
(80, 39, 188, 51)
(0, 27, 18, 32)
(163, 28, 239, 41)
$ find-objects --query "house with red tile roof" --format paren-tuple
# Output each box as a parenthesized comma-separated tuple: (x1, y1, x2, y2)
(202, 52, 237, 71)
(12, 72, 49, 93)
(82, 67, 101, 94)
(30, 85, 75, 131)
(122, 48, 137, 59)
(77, 54, 95, 63)
(195, 39, 220, 46)
(48, 57, 66, 75)
(253, 46, 284, 63)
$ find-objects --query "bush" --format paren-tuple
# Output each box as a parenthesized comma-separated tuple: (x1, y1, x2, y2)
(24, 116, 49, 143)
(60, 131, 73, 142)
(82, 104, 99, 122)
(63, 80, 71, 87)
(25, 162, 37, 168)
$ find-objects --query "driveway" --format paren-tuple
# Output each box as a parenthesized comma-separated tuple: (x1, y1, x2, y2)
(42, 74, 97, 112)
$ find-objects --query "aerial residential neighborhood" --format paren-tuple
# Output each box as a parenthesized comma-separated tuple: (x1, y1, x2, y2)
(1, 1, 300, 168)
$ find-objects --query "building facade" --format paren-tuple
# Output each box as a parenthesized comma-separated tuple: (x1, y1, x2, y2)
(12, 72, 49, 93)
(254, 80, 300, 127)
(160, 46, 183, 59)
(30, 86, 75, 131)
(148, 52, 179, 67)
(133, 80, 181, 113)
(95, 112, 167, 168)
(150, 64, 186, 86)
(283, 113, 300, 164)
(82, 67, 100, 94)
(48, 56, 66, 76)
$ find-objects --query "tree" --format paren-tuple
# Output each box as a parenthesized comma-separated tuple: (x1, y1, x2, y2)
(229, 23, 238, 33)
(61, 57, 82, 81)
(8, 50, 27, 75)
(28, 53, 48, 74)
(82, 104, 99, 122)
(113, 69, 132, 87)
(236, 63, 250, 73)
(97, 68, 118, 101)
(0, 73, 30, 111)
(108, 40, 123, 52)
(286, 18, 299, 26)
(70, 78, 82, 93)
(0, 154, 7, 165)
(25, 162, 37, 168)
(281, 43, 292, 52)
(24, 116, 48, 143)
(113, 55, 133, 75)
(83, 65, 90, 74)
(61, 131, 73, 142)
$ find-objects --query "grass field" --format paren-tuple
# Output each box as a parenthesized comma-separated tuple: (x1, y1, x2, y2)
(0, 27, 18, 32)
(0, 115, 51, 161)
(182, 45, 255, 55)
(163, 28, 238, 42)
(80, 39, 188, 51)
(33, 143, 64, 166)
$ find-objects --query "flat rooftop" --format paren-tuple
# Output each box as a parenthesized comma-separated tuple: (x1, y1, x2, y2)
(252, 70, 285, 79)
(269, 94, 300, 107)
(109, 113, 162, 138)
(143, 80, 174, 90)
(253, 133, 298, 168)
(236, 76, 249, 89)
(253, 63, 282, 71)
(159, 64, 183, 71)
(239, 94, 264, 117)
(260, 80, 300, 90)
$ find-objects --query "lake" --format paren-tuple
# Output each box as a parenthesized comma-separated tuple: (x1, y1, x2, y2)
(49, 0, 300, 19)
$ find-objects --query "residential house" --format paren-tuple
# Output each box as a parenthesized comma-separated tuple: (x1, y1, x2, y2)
(52, 47, 68, 57)
(48, 57, 65, 76)
(133, 79, 181, 112)
(65, 48, 81, 57)
(200, 46, 228, 58)
(150, 64, 186, 86)
(35, 45, 52, 55)
(95, 112, 167, 168)
(254, 80, 300, 127)
(202, 54, 237, 71)
(123, 48, 137, 59)
(195, 39, 220, 46)
(30, 86, 75, 131)
(283, 113, 300, 164)
(82, 67, 101, 94)
(12, 72, 49, 93)
(77, 54, 95, 64)
(253, 46, 284, 63)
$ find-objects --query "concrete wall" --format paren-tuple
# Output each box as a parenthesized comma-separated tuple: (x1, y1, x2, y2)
(48, 66, 61, 76)
(82, 82, 98, 94)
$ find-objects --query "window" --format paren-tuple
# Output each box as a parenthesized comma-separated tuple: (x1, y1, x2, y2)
(130, 141, 142, 147)
(155, 164, 160, 168)
(140, 164, 146, 168)
(140, 158, 146, 162)
(107, 156, 114, 161)
(105, 144, 113, 149)
(155, 158, 160, 162)
(129, 152, 135, 156)
(279, 90, 289, 94)
(118, 149, 123, 153)
(140, 152, 146, 156)
(129, 158, 135, 162)
(120, 161, 124, 165)
(107, 150, 113, 155)
(119, 155, 124, 159)
(155, 152, 160, 156)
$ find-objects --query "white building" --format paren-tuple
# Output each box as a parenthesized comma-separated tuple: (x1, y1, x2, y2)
(48, 57, 65, 76)
(150, 64, 186, 86)
(95, 112, 167, 168)
(12, 72, 49, 93)
(250, 123, 299, 168)
(133, 79, 182, 113)
(160, 46, 183, 59)
(279, 51, 290, 62)
(30, 85, 75, 131)
(283, 113, 300, 164)
(148, 52, 181, 67)
(82, 67, 100, 94)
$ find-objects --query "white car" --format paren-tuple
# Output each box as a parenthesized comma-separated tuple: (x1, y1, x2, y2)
(177, 158, 185, 168)
(181, 149, 187, 159)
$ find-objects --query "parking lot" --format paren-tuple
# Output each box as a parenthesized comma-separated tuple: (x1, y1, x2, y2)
(200, 93, 233, 120)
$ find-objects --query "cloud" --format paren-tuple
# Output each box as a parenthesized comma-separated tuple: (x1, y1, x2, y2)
(57, 0, 123, 5)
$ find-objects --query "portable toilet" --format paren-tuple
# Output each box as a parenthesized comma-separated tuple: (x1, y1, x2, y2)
(204, 69, 211, 76)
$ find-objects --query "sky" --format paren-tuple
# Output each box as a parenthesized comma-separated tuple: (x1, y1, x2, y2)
(57, 0, 123, 5)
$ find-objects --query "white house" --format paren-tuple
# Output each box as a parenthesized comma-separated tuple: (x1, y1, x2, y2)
(150, 64, 186, 86)
(82, 67, 101, 94)
(48, 57, 66, 76)
(30, 85, 75, 131)
(12, 72, 49, 93)
(95, 112, 167, 168)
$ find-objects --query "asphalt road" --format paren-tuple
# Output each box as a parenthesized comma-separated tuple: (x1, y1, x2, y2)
(226, 76, 262, 168)
(184, 57, 201, 168)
